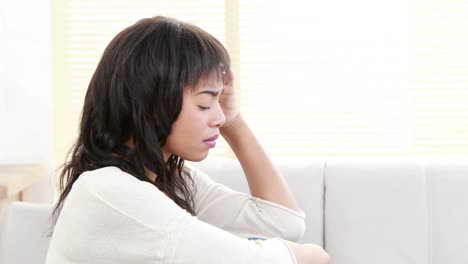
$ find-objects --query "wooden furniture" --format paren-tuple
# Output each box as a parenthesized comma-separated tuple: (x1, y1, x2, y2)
(0, 165, 47, 200)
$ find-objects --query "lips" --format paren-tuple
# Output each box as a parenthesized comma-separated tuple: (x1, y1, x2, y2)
(203, 134, 219, 148)
(204, 134, 219, 141)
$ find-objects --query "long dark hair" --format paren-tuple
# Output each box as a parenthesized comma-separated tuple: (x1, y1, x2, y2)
(51, 16, 231, 229)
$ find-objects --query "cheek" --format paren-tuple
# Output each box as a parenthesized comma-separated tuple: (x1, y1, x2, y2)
(170, 105, 206, 140)
(181, 105, 207, 128)
(163, 107, 209, 160)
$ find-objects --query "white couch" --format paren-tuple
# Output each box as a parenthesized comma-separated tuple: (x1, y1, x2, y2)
(1, 157, 467, 264)
(0, 202, 52, 264)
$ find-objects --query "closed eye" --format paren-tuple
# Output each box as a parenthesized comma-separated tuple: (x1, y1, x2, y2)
(198, 106, 211, 110)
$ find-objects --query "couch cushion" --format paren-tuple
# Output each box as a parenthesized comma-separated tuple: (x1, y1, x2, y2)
(0, 202, 53, 264)
(324, 159, 429, 264)
(427, 158, 468, 264)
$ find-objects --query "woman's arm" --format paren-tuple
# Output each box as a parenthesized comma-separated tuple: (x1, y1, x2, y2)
(187, 166, 305, 241)
(218, 71, 301, 213)
(220, 115, 302, 213)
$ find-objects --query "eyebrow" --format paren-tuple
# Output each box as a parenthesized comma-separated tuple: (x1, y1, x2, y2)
(195, 88, 225, 97)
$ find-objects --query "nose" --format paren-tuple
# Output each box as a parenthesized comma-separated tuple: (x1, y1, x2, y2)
(210, 103, 226, 128)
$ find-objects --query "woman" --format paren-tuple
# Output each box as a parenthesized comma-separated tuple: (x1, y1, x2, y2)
(47, 16, 330, 264)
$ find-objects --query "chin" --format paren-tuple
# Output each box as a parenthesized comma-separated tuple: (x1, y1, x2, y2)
(180, 151, 209, 162)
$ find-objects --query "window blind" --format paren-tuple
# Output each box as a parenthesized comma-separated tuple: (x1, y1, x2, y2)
(53, 0, 468, 167)
(239, 1, 413, 156)
(409, 0, 468, 155)
(237, 0, 467, 157)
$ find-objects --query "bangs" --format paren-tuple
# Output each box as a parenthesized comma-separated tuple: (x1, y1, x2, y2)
(179, 23, 232, 89)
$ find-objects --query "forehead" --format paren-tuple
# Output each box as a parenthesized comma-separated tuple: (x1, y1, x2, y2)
(189, 74, 224, 93)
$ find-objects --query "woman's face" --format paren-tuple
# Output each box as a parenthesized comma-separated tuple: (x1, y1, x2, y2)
(162, 76, 226, 162)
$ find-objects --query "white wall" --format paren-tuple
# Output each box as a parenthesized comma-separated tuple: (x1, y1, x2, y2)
(0, 0, 53, 203)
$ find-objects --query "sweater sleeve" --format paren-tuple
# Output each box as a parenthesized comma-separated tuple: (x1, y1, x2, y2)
(167, 208, 297, 264)
(186, 165, 306, 242)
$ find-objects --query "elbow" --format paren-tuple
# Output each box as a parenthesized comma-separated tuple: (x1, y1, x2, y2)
(255, 199, 307, 241)
(272, 205, 307, 242)
(277, 215, 306, 242)
(288, 217, 306, 242)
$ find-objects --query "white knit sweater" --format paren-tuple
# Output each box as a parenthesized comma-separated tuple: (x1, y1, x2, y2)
(46, 165, 306, 263)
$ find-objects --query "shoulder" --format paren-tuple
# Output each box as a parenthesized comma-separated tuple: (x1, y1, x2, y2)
(69, 166, 186, 230)
(75, 166, 168, 199)
(77, 166, 139, 188)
